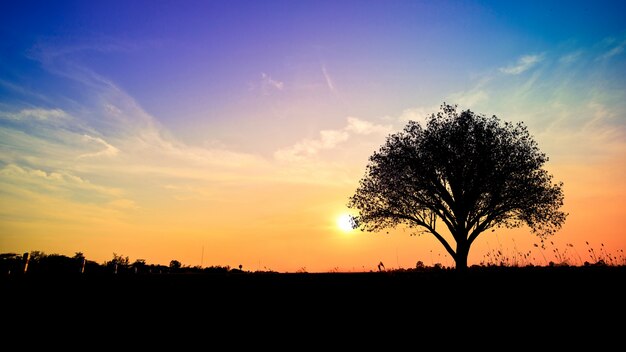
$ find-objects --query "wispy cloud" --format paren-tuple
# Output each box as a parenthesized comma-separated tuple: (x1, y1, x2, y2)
(536, 105, 626, 164)
(0, 79, 54, 104)
(0, 40, 276, 207)
(345, 116, 391, 135)
(0, 163, 138, 226)
(274, 117, 391, 162)
(457, 40, 626, 163)
(321, 65, 336, 93)
(274, 129, 349, 162)
(597, 39, 626, 60)
(260, 72, 284, 94)
(499, 54, 543, 75)
(559, 50, 583, 64)
(396, 105, 440, 125)
(0, 108, 69, 121)
(449, 89, 488, 108)
(77, 134, 120, 159)
(0, 163, 123, 198)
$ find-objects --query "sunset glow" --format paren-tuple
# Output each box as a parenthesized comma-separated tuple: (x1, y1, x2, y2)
(1, 1, 625, 272)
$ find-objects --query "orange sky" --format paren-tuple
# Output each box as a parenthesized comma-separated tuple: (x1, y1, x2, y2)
(2, 151, 624, 272)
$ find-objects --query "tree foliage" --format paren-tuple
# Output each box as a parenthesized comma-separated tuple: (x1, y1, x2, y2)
(348, 103, 567, 270)
(169, 260, 182, 270)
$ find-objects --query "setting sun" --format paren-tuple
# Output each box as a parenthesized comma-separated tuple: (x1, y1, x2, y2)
(337, 214, 355, 232)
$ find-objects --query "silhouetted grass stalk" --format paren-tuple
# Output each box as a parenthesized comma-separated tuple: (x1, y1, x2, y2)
(480, 240, 624, 267)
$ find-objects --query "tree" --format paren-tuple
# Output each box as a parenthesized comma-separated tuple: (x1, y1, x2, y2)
(107, 253, 130, 274)
(348, 103, 567, 270)
(169, 260, 182, 270)
(132, 259, 146, 274)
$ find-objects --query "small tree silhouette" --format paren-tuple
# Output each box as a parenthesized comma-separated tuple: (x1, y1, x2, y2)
(169, 260, 182, 271)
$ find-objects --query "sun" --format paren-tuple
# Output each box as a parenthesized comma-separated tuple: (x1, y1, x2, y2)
(337, 214, 355, 232)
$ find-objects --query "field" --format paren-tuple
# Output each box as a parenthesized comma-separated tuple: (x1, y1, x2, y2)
(2, 265, 624, 345)
(4, 266, 624, 311)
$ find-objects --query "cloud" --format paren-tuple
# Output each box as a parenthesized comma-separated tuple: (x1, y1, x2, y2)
(0, 79, 54, 104)
(499, 54, 543, 75)
(597, 39, 626, 60)
(274, 117, 391, 162)
(454, 39, 626, 164)
(450, 89, 488, 108)
(13, 39, 364, 189)
(0, 108, 69, 121)
(585, 100, 617, 129)
(0, 68, 268, 188)
(537, 112, 626, 165)
(345, 116, 392, 135)
(0, 163, 138, 226)
(321, 65, 336, 93)
(0, 163, 122, 198)
(274, 129, 349, 162)
(559, 51, 583, 64)
(77, 134, 120, 159)
(104, 103, 123, 116)
(31, 59, 267, 171)
(396, 105, 440, 125)
(260, 72, 284, 94)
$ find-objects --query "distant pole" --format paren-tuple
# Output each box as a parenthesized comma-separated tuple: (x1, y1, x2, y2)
(22, 252, 30, 274)
(201, 246, 204, 268)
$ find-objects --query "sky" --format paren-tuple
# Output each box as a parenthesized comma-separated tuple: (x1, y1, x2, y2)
(1, 0, 625, 272)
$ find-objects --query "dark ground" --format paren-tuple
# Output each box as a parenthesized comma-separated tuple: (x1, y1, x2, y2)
(2, 266, 624, 343)
(4, 265, 624, 310)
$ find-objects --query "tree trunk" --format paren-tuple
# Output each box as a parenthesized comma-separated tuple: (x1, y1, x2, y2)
(455, 238, 470, 271)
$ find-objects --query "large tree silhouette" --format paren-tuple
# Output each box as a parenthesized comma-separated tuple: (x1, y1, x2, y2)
(348, 103, 567, 270)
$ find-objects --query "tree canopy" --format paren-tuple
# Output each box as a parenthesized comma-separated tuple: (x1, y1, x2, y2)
(348, 103, 567, 270)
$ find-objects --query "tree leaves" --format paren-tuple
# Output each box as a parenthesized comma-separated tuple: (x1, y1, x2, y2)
(348, 103, 567, 269)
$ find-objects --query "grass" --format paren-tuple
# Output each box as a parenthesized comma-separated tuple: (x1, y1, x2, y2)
(3, 245, 624, 332)
(1, 241, 623, 277)
(478, 240, 625, 268)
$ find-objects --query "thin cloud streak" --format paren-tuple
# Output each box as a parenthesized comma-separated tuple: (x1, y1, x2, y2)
(0, 163, 123, 198)
(499, 54, 543, 75)
(559, 51, 583, 64)
(597, 39, 626, 60)
(449, 89, 488, 108)
(0, 108, 69, 121)
(322, 65, 336, 93)
(77, 135, 120, 159)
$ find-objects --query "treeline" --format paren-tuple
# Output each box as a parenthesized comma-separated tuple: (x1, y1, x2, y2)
(3, 249, 621, 277)
(0, 251, 243, 275)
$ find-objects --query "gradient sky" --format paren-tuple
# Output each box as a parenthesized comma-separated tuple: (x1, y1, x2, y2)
(1, 0, 625, 272)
